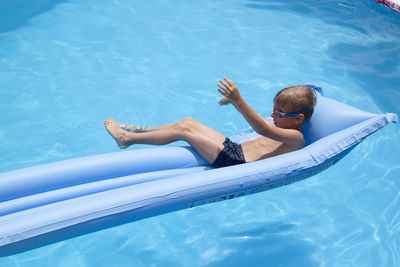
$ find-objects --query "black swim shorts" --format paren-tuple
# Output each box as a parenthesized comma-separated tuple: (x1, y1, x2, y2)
(212, 137, 246, 168)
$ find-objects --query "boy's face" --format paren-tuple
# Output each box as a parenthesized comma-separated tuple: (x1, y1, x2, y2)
(271, 105, 304, 129)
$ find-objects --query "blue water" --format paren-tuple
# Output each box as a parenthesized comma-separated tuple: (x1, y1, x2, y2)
(0, 0, 399, 266)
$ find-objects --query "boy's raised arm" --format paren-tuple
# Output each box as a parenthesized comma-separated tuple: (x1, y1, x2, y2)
(217, 78, 304, 149)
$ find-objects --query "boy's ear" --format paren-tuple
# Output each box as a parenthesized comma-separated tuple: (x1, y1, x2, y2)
(295, 114, 305, 125)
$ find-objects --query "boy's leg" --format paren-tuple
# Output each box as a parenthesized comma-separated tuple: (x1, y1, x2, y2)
(120, 120, 214, 135)
(119, 118, 226, 148)
(105, 118, 226, 164)
(175, 118, 226, 163)
(119, 123, 159, 133)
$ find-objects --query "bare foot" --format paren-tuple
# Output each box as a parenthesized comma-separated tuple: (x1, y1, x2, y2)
(104, 118, 131, 149)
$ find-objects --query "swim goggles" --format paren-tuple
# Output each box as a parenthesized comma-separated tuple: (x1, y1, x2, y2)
(273, 106, 312, 118)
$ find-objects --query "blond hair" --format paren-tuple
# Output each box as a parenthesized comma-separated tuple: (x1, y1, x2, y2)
(273, 85, 317, 122)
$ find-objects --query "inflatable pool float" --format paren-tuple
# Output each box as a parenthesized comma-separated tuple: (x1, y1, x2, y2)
(375, 0, 400, 13)
(0, 86, 397, 256)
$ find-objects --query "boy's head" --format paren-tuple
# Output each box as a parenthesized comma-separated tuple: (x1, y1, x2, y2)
(272, 85, 317, 128)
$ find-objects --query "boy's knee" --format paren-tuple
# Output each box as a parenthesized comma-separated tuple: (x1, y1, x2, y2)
(177, 117, 196, 135)
(181, 117, 197, 125)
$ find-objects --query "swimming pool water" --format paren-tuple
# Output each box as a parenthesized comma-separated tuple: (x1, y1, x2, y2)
(0, 0, 399, 266)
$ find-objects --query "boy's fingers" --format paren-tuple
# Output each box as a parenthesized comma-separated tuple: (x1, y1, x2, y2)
(219, 80, 230, 90)
(217, 83, 229, 93)
(224, 78, 233, 86)
(218, 89, 227, 96)
(217, 83, 225, 91)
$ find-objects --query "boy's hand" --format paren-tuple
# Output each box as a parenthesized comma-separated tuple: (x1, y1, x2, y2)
(217, 78, 242, 105)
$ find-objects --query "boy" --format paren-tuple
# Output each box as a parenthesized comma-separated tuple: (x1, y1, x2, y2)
(104, 78, 316, 168)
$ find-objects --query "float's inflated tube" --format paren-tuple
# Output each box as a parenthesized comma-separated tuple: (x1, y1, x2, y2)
(0, 86, 397, 256)
(375, 0, 400, 14)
